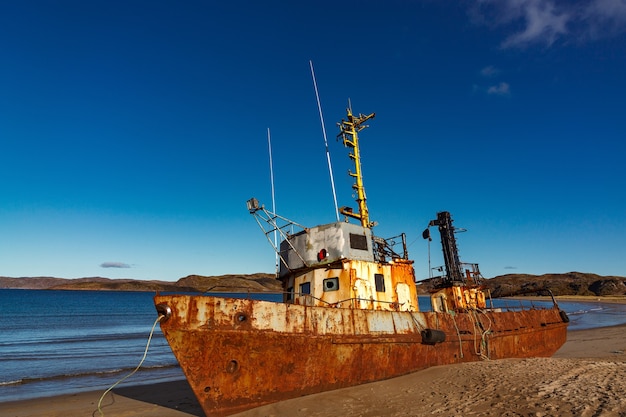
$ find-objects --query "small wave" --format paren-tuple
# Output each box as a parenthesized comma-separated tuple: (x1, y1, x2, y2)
(0, 379, 24, 386)
(566, 306, 606, 316)
(0, 331, 166, 348)
(1, 364, 180, 387)
(567, 310, 589, 316)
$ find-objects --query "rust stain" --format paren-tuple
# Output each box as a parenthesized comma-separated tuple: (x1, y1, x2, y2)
(155, 294, 567, 417)
(154, 109, 570, 417)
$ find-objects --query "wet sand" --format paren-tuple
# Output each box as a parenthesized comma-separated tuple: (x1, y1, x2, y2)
(2, 322, 625, 416)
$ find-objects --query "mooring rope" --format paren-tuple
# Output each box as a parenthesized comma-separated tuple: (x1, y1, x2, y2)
(468, 310, 481, 358)
(449, 311, 464, 359)
(468, 310, 482, 358)
(477, 310, 493, 360)
(408, 311, 426, 332)
(97, 314, 164, 417)
(468, 309, 492, 360)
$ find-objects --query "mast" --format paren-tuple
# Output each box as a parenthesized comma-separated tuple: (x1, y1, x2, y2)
(310, 61, 340, 222)
(429, 211, 464, 284)
(337, 107, 376, 229)
(267, 128, 279, 276)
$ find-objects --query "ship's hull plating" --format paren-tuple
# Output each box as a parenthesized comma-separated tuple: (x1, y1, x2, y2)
(155, 294, 567, 417)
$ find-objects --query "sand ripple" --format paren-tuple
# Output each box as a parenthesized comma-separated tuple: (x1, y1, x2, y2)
(243, 357, 626, 417)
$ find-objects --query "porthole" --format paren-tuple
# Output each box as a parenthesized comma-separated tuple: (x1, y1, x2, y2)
(323, 277, 339, 292)
(226, 360, 239, 373)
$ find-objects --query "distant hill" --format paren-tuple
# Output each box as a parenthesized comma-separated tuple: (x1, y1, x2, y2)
(417, 272, 626, 297)
(2, 272, 624, 297)
(0, 273, 280, 293)
(484, 272, 626, 297)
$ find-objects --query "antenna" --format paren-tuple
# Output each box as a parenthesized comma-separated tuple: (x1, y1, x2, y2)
(309, 60, 340, 222)
(267, 128, 279, 276)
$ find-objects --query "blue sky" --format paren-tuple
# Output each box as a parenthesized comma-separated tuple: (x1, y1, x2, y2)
(1, 0, 624, 281)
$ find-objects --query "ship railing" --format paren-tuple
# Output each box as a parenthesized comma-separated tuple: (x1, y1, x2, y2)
(200, 288, 400, 309)
(373, 233, 408, 263)
(203, 285, 284, 294)
(204, 285, 403, 309)
(429, 263, 484, 286)
(198, 288, 558, 314)
(461, 263, 484, 285)
(289, 291, 411, 310)
(489, 289, 561, 311)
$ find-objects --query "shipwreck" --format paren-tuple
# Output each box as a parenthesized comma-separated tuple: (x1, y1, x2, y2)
(154, 107, 569, 416)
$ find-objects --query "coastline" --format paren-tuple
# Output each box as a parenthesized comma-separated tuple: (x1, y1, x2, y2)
(555, 294, 626, 303)
(2, 299, 625, 417)
(512, 294, 626, 304)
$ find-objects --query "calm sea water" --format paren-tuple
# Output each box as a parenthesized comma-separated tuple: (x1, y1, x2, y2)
(1, 289, 625, 403)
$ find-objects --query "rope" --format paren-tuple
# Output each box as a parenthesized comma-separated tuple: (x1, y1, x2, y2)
(449, 311, 464, 359)
(478, 310, 493, 360)
(468, 309, 492, 360)
(97, 314, 164, 416)
(468, 310, 483, 358)
(409, 311, 426, 332)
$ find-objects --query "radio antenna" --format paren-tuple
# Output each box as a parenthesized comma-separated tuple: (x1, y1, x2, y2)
(309, 60, 340, 222)
(267, 128, 279, 276)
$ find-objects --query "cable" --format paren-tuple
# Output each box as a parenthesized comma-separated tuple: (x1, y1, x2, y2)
(409, 311, 426, 332)
(477, 310, 493, 360)
(469, 309, 492, 360)
(468, 309, 483, 359)
(97, 314, 164, 416)
(450, 311, 464, 359)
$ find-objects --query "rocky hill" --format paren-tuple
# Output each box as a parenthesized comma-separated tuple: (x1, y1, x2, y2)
(417, 272, 626, 297)
(484, 272, 626, 297)
(0, 273, 280, 293)
(2, 272, 624, 297)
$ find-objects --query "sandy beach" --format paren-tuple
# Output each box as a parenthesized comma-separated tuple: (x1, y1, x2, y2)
(1, 320, 625, 416)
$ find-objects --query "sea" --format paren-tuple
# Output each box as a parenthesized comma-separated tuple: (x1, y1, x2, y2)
(1, 288, 626, 404)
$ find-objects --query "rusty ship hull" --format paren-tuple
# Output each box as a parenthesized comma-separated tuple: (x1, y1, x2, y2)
(155, 294, 568, 417)
(154, 107, 569, 416)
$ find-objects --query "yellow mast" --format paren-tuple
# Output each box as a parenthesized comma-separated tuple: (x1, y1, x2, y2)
(338, 107, 376, 228)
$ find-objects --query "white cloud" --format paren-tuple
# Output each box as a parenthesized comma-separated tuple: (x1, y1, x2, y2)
(100, 262, 132, 268)
(587, 0, 626, 20)
(472, 0, 626, 48)
(480, 65, 500, 77)
(487, 82, 511, 95)
(502, 0, 570, 48)
(584, 0, 626, 38)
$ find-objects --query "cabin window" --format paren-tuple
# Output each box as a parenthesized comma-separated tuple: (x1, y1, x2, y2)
(375, 274, 386, 292)
(286, 287, 294, 301)
(299, 282, 311, 295)
(349, 233, 368, 251)
(323, 277, 339, 292)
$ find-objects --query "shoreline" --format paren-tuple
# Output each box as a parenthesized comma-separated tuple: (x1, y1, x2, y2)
(2, 322, 625, 417)
(511, 294, 626, 304)
(2, 295, 624, 416)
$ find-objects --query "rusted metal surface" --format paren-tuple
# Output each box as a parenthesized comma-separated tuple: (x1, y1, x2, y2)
(154, 294, 568, 417)
(286, 258, 419, 311)
(156, 109, 568, 417)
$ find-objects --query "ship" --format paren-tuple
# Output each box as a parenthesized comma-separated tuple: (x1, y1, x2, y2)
(154, 107, 569, 417)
